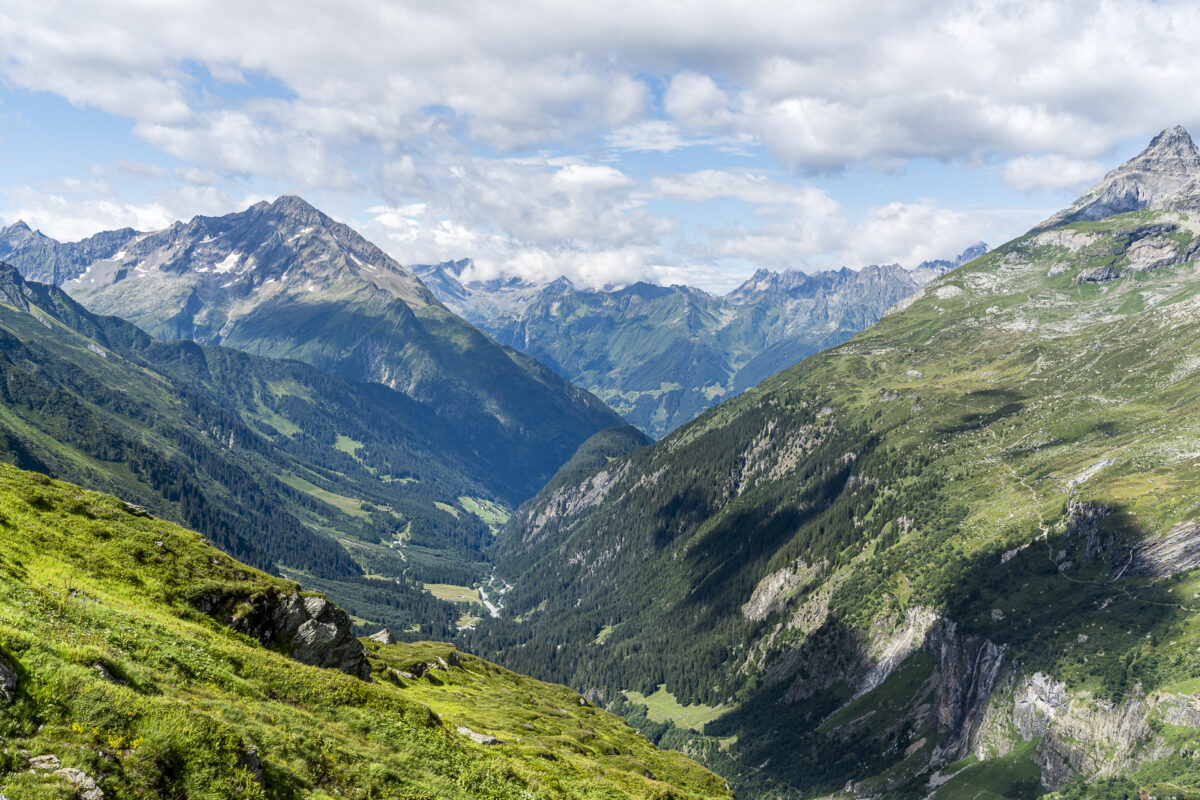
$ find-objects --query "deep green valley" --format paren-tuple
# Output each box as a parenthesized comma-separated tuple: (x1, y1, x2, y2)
(5, 126, 1200, 800)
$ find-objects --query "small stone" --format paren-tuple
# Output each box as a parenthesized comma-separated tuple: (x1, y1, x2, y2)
(29, 753, 61, 770)
(92, 663, 125, 685)
(456, 724, 504, 745)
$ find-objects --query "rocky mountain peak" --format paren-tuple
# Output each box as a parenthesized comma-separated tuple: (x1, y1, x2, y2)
(1143, 124, 1199, 159)
(266, 194, 323, 223)
(1031, 125, 1200, 232)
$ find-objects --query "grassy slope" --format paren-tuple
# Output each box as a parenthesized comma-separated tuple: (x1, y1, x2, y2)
(475, 210, 1200, 797)
(0, 463, 731, 800)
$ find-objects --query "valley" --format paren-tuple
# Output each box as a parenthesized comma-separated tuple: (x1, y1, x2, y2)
(2, 119, 1200, 800)
(464, 127, 1200, 798)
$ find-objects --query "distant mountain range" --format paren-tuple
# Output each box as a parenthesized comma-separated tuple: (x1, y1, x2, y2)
(0, 196, 622, 502)
(416, 245, 986, 438)
(467, 127, 1200, 798)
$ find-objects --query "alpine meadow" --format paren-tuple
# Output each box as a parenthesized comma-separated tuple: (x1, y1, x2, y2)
(5, 3, 1200, 799)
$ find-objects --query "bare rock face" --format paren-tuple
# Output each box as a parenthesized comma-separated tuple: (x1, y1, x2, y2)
(1063, 499, 1121, 566)
(927, 621, 1006, 765)
(192, 587, 370, 680)
(1032, 126, 1200, 233)
(974, 672, 1174, 791)
(0, 649, 17, 705)
(1122, 520, 1200, 578)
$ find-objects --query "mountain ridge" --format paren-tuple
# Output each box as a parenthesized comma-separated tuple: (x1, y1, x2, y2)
(1031, 124, 1200, 232)
(0, 197, 624, 502)
(466, 129, 1200, 798)
(415, 247, 985, 437)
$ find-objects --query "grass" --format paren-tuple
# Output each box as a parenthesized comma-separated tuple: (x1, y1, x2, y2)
(423, 583, 481, 604)
(623, 685, 730, 732)
(0, 463, 732, 799)
(434, 501, 460, 519)
(277, 473, 370, 520)
(929, 741, 1043, 800)
(333, 435, 364, 456)
(457, 496, 511, 533)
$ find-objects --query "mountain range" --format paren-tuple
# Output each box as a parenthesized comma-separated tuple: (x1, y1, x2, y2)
(5, 123, 1200, 800)
(416, 247, 984, 438)
(464, 127, 1200, 798)
(0, 196, 623, 500)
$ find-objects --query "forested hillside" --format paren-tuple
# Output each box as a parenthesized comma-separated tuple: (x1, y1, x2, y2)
(468, 129, 1200, 798)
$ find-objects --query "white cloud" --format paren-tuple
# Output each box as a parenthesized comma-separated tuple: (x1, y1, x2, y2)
(843, 201, 991, 268)
(1, 191, 175, 240)
(1002, 154, 1106, 193)
(4, 0, 1199, 179)
(652, 170, 837, 209)
(664, 72, 740, 133)
(3, 0, 1199, 290)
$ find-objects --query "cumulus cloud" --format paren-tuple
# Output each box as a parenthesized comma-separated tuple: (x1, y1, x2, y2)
(1002, 154, 1107, 193)
(1, 0, 1196, 288)
(3, 0, 1198, 177)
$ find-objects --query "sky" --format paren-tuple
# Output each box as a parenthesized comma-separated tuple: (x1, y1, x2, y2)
(1, 1, 1199, 292)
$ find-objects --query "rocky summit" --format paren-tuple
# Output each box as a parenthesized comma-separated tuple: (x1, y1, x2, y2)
(1032, 125, 1200, 232)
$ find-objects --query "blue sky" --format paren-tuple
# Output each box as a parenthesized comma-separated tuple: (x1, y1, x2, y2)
(0, 0, 1196, 291)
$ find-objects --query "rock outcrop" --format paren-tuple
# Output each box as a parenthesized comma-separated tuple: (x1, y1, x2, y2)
(193, 587, 370, 680)
(1123, 520, 1200, 578)
(1032, 125, 1200, 233)
(368, 628, 396, 645)
(56, 767, 104, 800)
(973, 672, 1174, 791)
(0, 648, 17, 704)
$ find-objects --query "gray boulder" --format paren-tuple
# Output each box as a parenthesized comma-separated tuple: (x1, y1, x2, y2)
(192, 587, 370, 680)
(56, 767, 104, 800)
(0, 649, 17, 704)
(368, 628, 396, 645)
(456, 725, 504, 745)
